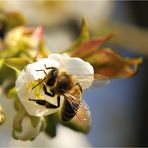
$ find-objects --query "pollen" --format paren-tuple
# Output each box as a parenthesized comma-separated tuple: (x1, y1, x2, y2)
(26, 79, 44, 99)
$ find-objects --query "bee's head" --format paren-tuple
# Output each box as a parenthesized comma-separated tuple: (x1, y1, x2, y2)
(56, 73, 73, 93)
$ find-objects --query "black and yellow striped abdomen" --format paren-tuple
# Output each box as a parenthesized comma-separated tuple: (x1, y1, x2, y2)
(61, 99, 80, 121)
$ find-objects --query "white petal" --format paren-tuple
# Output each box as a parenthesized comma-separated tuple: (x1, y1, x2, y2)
(48, 53, 94, 75)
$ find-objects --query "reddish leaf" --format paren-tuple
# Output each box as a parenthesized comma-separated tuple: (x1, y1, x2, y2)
(63, 17, 142, 79)
(85, 48, 142, 78)
(70, 33, 115, 58)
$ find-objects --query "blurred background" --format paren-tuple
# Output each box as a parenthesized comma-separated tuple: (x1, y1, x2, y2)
(0, 0, 148, 147)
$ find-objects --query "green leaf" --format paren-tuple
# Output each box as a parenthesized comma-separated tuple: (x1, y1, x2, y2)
(4, 58, 30, 72)
(80, 17, 89, 41)
(62, 17, 89, 54)
(0, 64, 15, 85)
(0, 48, 22, 59)
(45, 114, 58, 138)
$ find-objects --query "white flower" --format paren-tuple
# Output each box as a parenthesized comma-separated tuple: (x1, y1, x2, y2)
(15, 53, 94, 117)
(13, 116, 45, 141)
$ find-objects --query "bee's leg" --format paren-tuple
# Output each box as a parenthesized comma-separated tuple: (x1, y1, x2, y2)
(43, 84, 55, 97)
(45, 96, 60, 108)
(29, 96, 60, 109)
(44, 65, 56, 70)
(29, 98, 47, 106)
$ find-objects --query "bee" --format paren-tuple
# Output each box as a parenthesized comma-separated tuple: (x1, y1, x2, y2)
(29, 64, 109, 122)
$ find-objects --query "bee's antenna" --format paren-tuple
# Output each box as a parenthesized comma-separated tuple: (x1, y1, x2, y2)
(35, 69, 47, 75)
(32, 77, 46, 90)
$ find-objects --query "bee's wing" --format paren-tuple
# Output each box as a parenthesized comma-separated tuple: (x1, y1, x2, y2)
(63, 84, 82, 112)
(71, 100, 91, 129)
(74, 74, 110, 90)
(64, 85, 91, 128)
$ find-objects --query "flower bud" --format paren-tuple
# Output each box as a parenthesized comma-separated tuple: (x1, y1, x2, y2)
(13, 113, 46, 141)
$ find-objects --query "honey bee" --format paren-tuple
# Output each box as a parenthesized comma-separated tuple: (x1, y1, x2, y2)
(29, 64, 109, 122)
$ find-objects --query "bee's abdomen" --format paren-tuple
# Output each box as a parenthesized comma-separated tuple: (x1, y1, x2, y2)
(61, 99, 79, 121)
